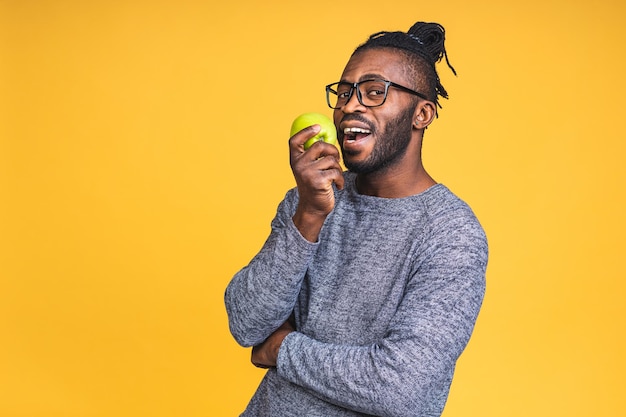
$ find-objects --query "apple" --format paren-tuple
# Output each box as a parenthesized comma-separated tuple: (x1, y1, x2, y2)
(290, 112, 338, 150)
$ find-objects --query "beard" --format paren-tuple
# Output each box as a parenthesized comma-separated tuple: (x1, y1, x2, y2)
(341, 105, 415, 175)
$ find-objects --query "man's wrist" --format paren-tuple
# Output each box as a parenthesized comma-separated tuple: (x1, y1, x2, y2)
(292, 210, 326, 243)
(251, 323, 295, 368)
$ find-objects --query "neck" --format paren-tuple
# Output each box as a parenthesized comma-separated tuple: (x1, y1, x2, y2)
(354, 133, 436, 198)
(355, 162, 436, 198)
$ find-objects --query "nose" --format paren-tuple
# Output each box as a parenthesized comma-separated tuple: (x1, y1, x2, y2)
(341, 87, 366, 113)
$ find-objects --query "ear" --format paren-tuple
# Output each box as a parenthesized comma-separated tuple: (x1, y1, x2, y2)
(412, 100, 437, 130)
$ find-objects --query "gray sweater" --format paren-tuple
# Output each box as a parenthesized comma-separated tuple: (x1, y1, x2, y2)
(225, 171, 488, 417)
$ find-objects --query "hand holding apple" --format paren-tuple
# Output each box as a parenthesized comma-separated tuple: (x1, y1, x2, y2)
(290, 112, 337, 150)
(288, 112, 343, 243)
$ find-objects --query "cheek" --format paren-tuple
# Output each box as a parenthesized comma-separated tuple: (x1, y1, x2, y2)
(333, 110, 343, 136)
(333, 109, 341, 125)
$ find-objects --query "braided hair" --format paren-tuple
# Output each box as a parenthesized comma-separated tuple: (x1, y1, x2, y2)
(353, 22, 456, 110)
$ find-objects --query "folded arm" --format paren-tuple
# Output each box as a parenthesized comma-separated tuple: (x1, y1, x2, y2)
(224, 193, 318, 347)
(275, 228, 488, 417)
(226, 126, 344, 347)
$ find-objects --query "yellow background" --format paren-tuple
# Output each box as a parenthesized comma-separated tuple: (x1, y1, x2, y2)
(2, 0, 625, 416)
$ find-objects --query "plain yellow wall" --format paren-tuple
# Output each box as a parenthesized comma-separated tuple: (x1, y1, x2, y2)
(2, 0, 625, 416)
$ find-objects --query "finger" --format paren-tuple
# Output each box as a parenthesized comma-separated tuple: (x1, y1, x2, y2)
(295, 150, 344, 192)
(320, 167, 345, 191)
(251, 345, 270, 368)
(334, 169, 345, 190)
(292, 142, 341, 176)
(289, 124, 321, 155)
(252, 361, 270, 369)
(309, 154, 342, 173)
(304, 139, 341, 161)
(299, 161, 343, 192)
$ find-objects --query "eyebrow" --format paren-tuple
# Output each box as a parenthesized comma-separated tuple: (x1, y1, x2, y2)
(340, 73, 387, 83)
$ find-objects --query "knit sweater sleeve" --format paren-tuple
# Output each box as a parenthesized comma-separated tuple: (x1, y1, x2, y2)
(276, 211, 488, 417)
(224, 190, 317, 347)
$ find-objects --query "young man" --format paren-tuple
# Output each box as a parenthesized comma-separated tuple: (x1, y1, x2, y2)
(225, 22, 488, 417)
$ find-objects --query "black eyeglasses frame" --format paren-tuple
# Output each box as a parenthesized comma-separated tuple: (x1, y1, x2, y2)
(325, 79, 429, 109)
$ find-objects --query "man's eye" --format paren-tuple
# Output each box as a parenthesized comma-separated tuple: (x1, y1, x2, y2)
(367, 89, 385, 97)
(338, 91, 351, 99)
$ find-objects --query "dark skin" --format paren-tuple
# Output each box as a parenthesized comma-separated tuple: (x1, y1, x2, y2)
(251, 48, 437, 368)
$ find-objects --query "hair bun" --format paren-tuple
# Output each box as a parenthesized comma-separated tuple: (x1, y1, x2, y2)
(407, 22, 456, 75)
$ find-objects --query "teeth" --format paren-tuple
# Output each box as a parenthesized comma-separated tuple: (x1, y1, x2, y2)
(343, 127, 371, 134)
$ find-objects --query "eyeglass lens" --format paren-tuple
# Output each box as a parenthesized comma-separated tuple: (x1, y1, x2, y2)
(328, 80, 389, 109)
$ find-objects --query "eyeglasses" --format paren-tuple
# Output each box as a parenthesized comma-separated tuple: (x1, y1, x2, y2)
(325, 79, 428, 109)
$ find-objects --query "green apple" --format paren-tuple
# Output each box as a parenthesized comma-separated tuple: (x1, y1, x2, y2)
(290, 112, 338, 150)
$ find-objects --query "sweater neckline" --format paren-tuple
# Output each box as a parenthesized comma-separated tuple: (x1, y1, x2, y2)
(345, 171, 445, 201)
(342, 171, 446, 211)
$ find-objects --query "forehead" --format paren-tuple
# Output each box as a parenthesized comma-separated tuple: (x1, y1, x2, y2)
(340, 48, 410, 83)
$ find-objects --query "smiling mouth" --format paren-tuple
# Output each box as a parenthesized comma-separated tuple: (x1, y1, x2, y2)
(343, 127, 372, 142)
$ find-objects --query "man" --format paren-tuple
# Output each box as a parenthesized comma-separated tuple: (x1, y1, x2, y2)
(225, 21, 488, 417)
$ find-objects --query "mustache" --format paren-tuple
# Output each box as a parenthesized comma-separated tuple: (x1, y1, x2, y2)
(340, 114, 372, 127)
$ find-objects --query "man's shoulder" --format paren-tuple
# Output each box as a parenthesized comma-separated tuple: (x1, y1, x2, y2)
(421, 185, 486, 238)
(423, 184, 476, 216)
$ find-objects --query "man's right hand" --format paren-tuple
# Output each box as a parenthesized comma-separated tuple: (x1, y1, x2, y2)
(289, 124, 344, 242)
